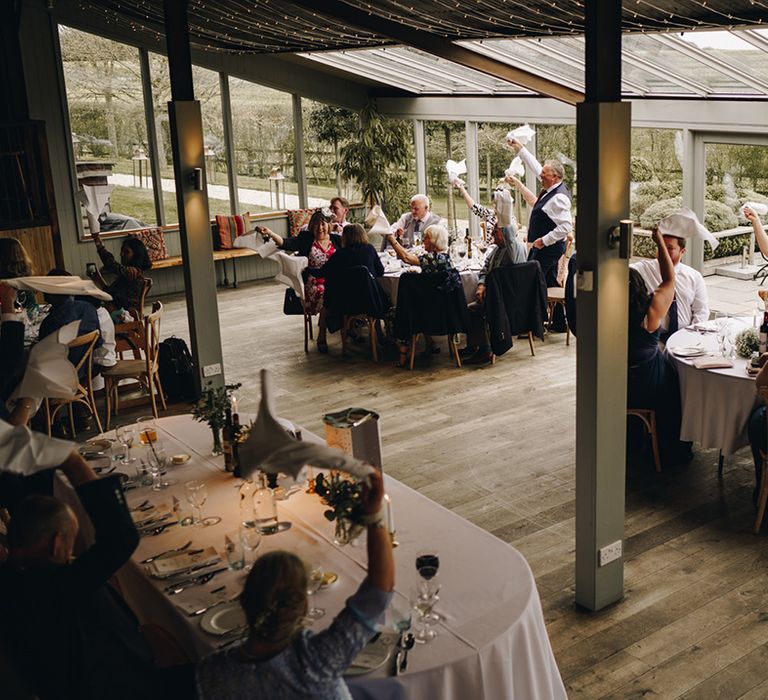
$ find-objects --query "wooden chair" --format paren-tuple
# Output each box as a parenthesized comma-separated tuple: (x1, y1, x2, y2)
(546, 235, 573, 346)
(45, 330, 104, 437)
(755, 450, 768, 534)
(273, 251, 313, 353)
(627, 408, 662, 473)
(341, 314, 379, 363)
(102, 303, 166, 428)
(408, 333, 462, 370)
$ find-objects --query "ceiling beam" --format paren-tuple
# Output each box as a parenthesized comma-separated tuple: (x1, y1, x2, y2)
(288, 0, 583, 105)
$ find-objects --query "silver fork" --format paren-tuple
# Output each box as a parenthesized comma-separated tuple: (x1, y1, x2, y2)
(141, 540, 192, 564)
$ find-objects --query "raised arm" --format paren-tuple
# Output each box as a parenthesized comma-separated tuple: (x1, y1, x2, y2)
(361, 469, 394, 592)
(505, 175, 537, 207)
(257, 226, 285, 248)
(454, 181, 476, 210)
(745, 207, 768, 258)
(645, 227, 676, 332)
(384, 235, 420, 266)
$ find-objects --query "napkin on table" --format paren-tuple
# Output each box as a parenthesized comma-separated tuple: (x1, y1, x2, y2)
(693, 356, 734, 370)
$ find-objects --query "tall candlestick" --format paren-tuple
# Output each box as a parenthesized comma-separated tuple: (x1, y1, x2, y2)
(384, 493, 394, 533)
(231, 394, 238, 415)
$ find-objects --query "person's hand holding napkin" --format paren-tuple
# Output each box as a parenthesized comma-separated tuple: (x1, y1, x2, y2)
(657, 207, 719, 251)
(238, 369, 374, 481)
(446, 159, 466, 186)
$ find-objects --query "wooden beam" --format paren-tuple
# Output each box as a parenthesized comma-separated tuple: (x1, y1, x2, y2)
(287, 0, 583, 105)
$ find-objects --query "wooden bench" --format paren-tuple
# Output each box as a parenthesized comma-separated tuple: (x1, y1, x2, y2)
(151, 247, 259, 288)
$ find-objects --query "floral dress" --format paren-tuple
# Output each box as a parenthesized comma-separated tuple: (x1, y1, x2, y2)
(418, 251, 453, 273)
(305, 240, 336, 315)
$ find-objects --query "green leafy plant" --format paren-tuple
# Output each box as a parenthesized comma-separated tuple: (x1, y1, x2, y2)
(314, 472, 365, 543)
(191, 382, 242, 431)
(640, 197, 738, 234)
(735, 328, 760, 359)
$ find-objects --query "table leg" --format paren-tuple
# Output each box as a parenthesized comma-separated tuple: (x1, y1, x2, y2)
(222, 259, 230, 287)
(232, 257, 239, 288)
(718, 450, 725, 478)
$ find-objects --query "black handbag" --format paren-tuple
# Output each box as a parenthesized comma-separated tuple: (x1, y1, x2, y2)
(283, 288, 304, 315)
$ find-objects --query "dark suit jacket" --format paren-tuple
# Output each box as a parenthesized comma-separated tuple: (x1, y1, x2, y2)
(0, 317, 25, 401)
(308, 243, 385, 279)
(280, 230, 342, 259)
(0, 476, 156, 700)
(39, 298, 102, 371)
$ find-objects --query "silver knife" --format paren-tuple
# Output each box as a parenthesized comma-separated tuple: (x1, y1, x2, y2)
(165, 567, 227, 595)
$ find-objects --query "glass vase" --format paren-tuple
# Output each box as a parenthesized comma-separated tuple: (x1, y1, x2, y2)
(211, 426, 223, 455)
(334, 518, 364, 546)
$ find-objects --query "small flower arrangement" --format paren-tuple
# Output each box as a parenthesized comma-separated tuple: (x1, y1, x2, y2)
(191, 382, 242, 453)
(314, 472, 365, 545)
(735, 328, 760, 359)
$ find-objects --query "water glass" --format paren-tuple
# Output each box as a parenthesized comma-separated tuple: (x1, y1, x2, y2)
(173, 498, 194, 527)
(240, 526, 262, 569)
(306, 564, 326, 620)
(147, 446, 169, 491)
(185, 480, 208, 526)
(225, 532, 246, 570)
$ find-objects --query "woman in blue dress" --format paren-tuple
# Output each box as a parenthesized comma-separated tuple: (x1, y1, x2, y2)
(628, 227, 689, 466)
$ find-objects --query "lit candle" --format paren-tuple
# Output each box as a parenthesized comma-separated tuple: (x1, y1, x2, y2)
(231, 394, 238, 415)
(384, 493, 394, 533)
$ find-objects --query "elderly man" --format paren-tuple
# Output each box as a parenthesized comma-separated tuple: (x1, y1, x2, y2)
(506, 138, 573, 288)
(631, 234, 708, 342)
(329, 196, 350, 233)
(381, 193, 441, 251)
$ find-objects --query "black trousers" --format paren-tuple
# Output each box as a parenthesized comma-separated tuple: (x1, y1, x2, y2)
(529, 243, 566, 330)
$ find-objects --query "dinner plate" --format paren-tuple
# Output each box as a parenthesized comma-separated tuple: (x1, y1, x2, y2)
(82, 438, 112, 452)
(345, 632, 397, 676)
(671, 346, 707, 358)
(200, 601, 246, 636)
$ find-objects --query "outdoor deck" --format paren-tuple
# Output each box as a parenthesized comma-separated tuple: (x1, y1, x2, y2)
(157, 276, 765, 699)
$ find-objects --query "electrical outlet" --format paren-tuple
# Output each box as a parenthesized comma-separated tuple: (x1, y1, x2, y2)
(202, 363, 222, 378)
(598, 540, 623, 567)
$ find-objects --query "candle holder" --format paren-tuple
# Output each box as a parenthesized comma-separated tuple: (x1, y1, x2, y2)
(305, 466, 315, 494)
(389, 530, 399, 548)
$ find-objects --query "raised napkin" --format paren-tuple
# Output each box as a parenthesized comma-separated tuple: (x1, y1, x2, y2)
(657, 207, 719, 251)
(238, 369, 374, 481)
(3, 276, 112, 302)
(740, 202, 768, 218)
(233, 233, 278, 258)
(505, 123, 536, 146)
(0, 420, 74, 476)
(492, 188, 515, 228)
(273, 251, 308, 300)
(504, 156, 524, 179)
(445, 159, 467, 185)
(12, 320, 80, 401)
(365, 204, 392, 236)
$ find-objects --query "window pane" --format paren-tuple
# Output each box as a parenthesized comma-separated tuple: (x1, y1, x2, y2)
(425, 121, 466, 233)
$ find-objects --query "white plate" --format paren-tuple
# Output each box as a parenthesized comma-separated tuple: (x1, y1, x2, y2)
(200, 601, 246, 636)
(671, 346, 707, 358)
(345, 632, 397, 676)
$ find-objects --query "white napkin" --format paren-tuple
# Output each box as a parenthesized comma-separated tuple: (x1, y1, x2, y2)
(693, 356, 734, 370)
(4, 276, 112, 302)
(657, 207, 719, 251)
(0, 420, 74, 476)
(740, 202, 768, 218)
(492, 189, 515, 228)
(504, 156, 524, 179)
(238, 369, 374, 481)
(446, 159, 466, 185)
(273, 252, 308, 299)
(505, 124, 536, 146)
(11, 321, 80, 401)
(365, 205, 391, 236)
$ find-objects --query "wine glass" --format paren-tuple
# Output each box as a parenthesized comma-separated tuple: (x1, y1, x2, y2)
(410, 588, 439, 644)
(305, 564, 326, 621)
(185, 480, 208, 526)
(415, 551, 440, 586)
(147, 446, 170, 491)
(240, 526, 262, 570)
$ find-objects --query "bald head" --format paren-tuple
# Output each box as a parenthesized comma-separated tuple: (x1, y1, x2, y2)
(8, 495, 78, 564)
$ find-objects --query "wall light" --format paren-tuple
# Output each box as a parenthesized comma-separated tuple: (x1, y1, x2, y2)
(608, 219, 633, 260)
(187, 167, 203, 191)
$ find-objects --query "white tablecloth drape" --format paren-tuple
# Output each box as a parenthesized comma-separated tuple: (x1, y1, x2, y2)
(379, 269, 479, 306)
(666, 327, 760, 455)
(64, 415, 565, 699)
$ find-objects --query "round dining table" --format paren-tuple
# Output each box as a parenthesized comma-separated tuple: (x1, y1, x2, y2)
(63, 414, 566, 699)
(666, 321, 760, 455)
(378, 256, 482, 306)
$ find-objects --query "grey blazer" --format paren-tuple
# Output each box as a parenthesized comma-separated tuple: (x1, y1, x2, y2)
(380, 212, 442, 251)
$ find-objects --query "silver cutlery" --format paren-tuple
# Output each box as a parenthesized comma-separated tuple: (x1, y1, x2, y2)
(152, 553, 210, 580)
(143, 522, 178, 537)
(130, 499, 150, 512)
(399, 633, 415, 673)
(165, 568, 227, 595)
(217, 624, 248, 647)
(141, 540, 192, 564)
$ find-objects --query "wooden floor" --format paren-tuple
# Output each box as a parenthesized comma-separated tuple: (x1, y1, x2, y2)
(157, 280, 767, 699)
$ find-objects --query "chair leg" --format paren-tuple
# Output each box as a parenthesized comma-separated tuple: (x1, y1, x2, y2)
(148, 373, 159, 419)
(449, 335, 461, 368)
(68, 403, 76, 439)
(86, 375, 103, 435)
(528, 331, 535, 357)
(45, 399, 52, 437)
(105, 378, 113, 430)
(155, 372, 168, 410)
(718, 451, 725, 478)
(409, 335, 418, 370)
(754, 454, 768, 534)
(562, 302, 571, 346)
(368, 318, 378, 363)
(649, 411, 662, 473)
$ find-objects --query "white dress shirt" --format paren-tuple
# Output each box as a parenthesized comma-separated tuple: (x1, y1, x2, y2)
(517, 147, 573, 246)
(630, 258, 709, 330)
(94, 306, 116, 368)
(389, 211, 432, 235)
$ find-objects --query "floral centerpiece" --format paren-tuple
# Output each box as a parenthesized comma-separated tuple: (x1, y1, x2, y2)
(191, 382, 242, 454)
(735, 328, 760, 359)
(314, 472, 365, 545)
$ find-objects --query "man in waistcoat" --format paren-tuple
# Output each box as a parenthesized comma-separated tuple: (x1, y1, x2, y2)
(381, 194, 442, 251)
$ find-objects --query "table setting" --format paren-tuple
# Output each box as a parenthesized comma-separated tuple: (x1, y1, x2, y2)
(57, 369, 566, 699)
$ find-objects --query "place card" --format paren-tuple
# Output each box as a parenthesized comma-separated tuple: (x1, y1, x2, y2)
(149, 546, 222, 578)
(174, 585, 231, 616)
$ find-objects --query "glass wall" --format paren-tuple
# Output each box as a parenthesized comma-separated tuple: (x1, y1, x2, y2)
(424, 120, 466, 232)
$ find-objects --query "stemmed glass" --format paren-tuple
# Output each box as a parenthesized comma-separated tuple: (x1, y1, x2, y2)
(240, 526, 262, 570)
(147, 446, 170, 491)
(185, 480, 208, 526)
(305, 564, 326, 621)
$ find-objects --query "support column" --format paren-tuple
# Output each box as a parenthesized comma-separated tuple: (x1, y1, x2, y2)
(219, 73, 239, 214)
(524, 128, 538, 225)
(140, 49, 166, 226)
(575, 0, 630, 611)
(465, 120, 480, 240)
(681, 129, 706, 273)
(413, 119, 427, 194)
(164, 0, 224, 394)
(292, 94, 308, 209)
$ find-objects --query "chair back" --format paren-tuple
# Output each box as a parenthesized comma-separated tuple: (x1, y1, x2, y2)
(127, 276, 153, 320)
(274, 251, 306, 300)
(555, 235, 574, 287)
(67, 329, 101, 377)
(144, 304, 162, 377)
(485, 262, 548, 356)
(326, 265, 390, 319)
(393, 271, 470, 339)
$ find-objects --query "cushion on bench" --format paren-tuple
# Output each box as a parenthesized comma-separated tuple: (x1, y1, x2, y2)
(131, 228, 168, 262)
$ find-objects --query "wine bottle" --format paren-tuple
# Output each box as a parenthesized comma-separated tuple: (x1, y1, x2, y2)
(465, 227, 472, 258)
(760, 312, 768, 355)
(222, 407, 234, 472)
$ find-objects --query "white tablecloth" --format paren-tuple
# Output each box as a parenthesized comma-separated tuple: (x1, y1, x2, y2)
(666, 326, 760, 455)
(71, 415, 565, 699)
(379, 268, 480, 305)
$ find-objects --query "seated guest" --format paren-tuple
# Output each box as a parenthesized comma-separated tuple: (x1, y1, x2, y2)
(260, 209, 342, 259)
(453, 181, 527, 265)
(0, 237, 36, 313)
(385, 224, 457, 366)
(38, 269, 102, 372)
(309, 223, 385, 280)
(0, 449, 190, 699)
(0, 282, 29, 412)
(76, 295, 116, 379)
(631, 234, 708, 342)
(460, 219, 527, 365)
(381, 193, 442, 251)
(628, 228, 690, 466)
(89, 231, 152, 319)
(196, 469, 393, 700)
(329, 196, 351, 233)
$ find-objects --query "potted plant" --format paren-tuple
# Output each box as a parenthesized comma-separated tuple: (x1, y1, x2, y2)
(314, 472, 366, 545)
(191, 382, 242, 455)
